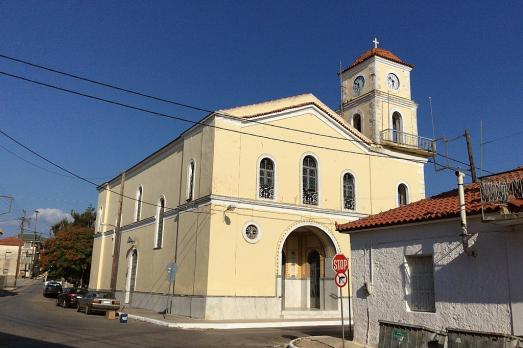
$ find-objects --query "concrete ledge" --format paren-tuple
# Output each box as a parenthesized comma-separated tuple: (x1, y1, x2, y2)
(127, 314, 344, 330)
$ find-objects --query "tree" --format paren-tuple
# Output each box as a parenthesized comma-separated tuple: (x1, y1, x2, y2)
(42, 207, 95, 286)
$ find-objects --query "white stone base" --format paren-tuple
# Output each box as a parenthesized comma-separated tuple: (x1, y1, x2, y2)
(116, 291, 351, 321)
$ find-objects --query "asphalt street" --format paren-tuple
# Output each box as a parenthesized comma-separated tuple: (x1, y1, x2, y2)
(0, 281, 345, 347)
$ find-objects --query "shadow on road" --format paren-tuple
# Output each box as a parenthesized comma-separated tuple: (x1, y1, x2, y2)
(0, 289, 17, 298)
(0, 331, 71, 348)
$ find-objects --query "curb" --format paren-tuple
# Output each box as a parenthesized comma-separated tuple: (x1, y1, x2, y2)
(127, 314, 344, 330)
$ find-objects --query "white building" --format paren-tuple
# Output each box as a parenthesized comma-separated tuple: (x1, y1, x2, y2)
(337, 167, 523, 346)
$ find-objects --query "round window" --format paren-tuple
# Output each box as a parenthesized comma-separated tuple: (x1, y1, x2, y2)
(243, 223, 262, 244)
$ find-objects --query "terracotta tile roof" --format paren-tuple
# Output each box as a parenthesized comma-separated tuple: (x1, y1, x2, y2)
(0, 237, 23, 246)
(337, 167, 523, 232)
(342, 47, 413, 73)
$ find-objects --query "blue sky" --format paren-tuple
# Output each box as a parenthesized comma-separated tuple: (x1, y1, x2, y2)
(0, 1, 522, 236)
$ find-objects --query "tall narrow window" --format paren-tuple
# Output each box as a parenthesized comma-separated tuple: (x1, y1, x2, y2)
(135, 186, 143, 221)
(353, 114, 362, 132)
(302, 155, 318, 205)
(398, 183, 408, 206)
(343, 173, 356, 210)
(259, 158, 274, 199)
(187, 160, 195, 201)
(97, 206, 103, 232)
(405, 255, 435, 312)
(392, 112, 403, 143)
(155, 197, 165, 249)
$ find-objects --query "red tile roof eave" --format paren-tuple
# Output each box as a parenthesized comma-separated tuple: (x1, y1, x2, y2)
(340, 55, 414, 75)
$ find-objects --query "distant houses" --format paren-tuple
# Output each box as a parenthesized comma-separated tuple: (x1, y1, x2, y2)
(337, 167, 523, 346)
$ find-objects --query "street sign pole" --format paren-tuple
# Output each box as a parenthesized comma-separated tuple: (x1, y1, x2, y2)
(340, 284, 345, 348)
(332, 253, 349, 348)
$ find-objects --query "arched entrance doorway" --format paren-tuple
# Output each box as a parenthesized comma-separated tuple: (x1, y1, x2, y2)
(278, 225, 338, 311)
(125, 248, 138, 304)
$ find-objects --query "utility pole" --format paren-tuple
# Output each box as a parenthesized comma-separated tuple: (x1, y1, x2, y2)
(465, 129, 478, 183)
(110, 172, 126, 294)
(31, 210, 39, 278)
(14, 210, 27, 288)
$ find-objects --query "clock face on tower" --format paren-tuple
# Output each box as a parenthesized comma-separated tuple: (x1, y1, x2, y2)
(353, 76, 365, 94)
(387, 73, 400, 90)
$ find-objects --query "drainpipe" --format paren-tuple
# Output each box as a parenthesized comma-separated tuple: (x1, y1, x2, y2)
(455, 171, 475, 256)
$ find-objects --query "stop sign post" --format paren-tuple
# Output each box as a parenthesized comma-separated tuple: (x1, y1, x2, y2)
(332, 253, 349, 348)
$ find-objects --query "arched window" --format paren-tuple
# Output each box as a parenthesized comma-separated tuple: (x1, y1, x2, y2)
(353, 114, 362, 132)
(187, 160, 195, 201)
(97, 206, 103, 232)
(343, 173, 356, 210)
(398, 183, 408, 206)
(259, 157, 274, 199)
(302, 155, 318, 205)
(392, 112, 403, 143)
(155, 197, 165, 249)
(135, 186, 143, 222)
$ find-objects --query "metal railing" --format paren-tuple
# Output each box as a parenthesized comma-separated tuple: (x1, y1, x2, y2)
(480, 176, 523, 205)
(259, 185, 274, 199)
(303, 189, 318, 205)
(380, 129, 434, 152)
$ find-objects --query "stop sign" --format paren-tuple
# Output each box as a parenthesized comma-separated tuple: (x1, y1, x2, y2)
(332, 253, 349, 274)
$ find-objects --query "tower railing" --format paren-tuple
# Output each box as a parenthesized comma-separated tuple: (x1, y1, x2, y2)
(380, 129, 434, 153)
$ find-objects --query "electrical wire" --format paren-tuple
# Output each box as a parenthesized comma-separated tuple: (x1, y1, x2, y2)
(482, 129, 523, 146)
(0, 69, 431, 166)
(0, 53, 368, 144)
(0, 142, 113, 180)
(0, 52, 495, 176)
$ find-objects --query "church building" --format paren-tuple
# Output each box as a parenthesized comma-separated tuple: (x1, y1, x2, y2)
(89, 43, 434, 320)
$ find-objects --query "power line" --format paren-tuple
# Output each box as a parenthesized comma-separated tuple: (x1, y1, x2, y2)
(0, 69, 431, 166)
(482, 129, 523, 146)
(0, 53, 368, 145)
(0, 52, 496, 176)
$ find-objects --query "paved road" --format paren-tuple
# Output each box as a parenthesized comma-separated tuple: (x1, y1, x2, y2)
(0, 281, 345, 347)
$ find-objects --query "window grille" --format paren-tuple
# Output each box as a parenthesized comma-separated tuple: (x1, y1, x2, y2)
(406, 255, 435, 312)
(303, 156, 318, 205)
(156, 198, 165, 249)
(259, 158, 275, 199)
(343, 173, 356, 210)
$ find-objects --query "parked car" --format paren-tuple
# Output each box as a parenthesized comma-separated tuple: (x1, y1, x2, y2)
(56, 287, 87, 308)
(76, 291, 120, 314)
(43, 282, 63, 297)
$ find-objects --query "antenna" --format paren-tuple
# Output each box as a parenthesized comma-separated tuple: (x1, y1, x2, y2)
(339, 60, 344, 117)
(480, 120, 484, 178)
(429, 97, 435, 140)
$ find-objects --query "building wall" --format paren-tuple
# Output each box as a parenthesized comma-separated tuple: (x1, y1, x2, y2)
(212, 109, 425, 215)
(0, 245, 19, 276)
(90, 122, 215, 298)
(348, 217, 522, 346)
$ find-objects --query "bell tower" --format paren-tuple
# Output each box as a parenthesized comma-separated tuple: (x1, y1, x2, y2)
(340, 39, 430, 155)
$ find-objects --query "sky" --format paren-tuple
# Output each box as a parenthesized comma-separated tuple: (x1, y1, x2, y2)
(0, 1, 522, 237)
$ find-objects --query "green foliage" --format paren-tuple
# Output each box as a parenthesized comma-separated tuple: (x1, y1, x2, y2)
(50, 205, 96, 235)
(42, 207, 95, 286)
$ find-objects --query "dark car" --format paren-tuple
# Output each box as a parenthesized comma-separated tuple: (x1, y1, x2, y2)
(76, 291, 120, 314)
(43, 282, 63, 297)
(56, 288, 87, 308)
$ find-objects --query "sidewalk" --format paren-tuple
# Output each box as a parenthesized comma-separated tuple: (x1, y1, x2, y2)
(289, 336, 372, 348)
(121, 306, 349, 330)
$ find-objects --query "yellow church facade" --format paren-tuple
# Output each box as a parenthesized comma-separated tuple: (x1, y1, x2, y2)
(89, 45, 433, 320)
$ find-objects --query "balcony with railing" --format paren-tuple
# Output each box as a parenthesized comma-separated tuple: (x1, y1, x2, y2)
(480, 174, 523, 222)
(380, 129, 435, 156)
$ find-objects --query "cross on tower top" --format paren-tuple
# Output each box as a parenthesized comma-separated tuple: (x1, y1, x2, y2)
(372, 37, 379, 49)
